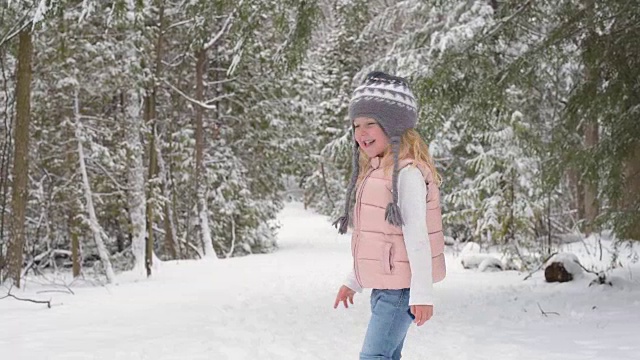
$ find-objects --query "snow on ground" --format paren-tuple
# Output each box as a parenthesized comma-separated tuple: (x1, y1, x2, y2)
(1, 202, 639, 360)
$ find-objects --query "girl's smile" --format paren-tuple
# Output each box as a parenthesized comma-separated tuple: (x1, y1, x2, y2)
(353, 117, 389, 158)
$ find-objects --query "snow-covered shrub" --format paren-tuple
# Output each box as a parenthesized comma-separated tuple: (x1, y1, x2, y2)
(461, 254, 501, 270)
(478, 257, 504, 272)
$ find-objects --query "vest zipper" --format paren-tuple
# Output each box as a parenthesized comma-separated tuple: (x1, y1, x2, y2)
(354, 168, 374, 288)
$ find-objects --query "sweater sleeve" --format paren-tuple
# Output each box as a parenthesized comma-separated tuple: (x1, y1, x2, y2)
(344, 269, 363, 293)
(398, 166, 434, 306)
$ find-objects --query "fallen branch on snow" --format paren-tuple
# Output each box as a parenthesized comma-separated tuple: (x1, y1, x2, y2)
(37, 289, 74, 295)
(537, 302, 559, 317)
(573, 260, 612, 286)
(0, 285, 52, 308)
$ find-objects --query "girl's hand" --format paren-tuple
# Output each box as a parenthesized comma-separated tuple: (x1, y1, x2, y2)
(333, 285, 356, 309)
(410, 305, 433, 326)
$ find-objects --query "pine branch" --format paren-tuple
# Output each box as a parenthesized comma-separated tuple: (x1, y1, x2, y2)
(470, 0, 534, 52)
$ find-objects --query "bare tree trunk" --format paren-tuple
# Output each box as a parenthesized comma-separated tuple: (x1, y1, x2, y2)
(70, 212, 80, 277)
(143, 93, 157, 273)
(622, 142, 640, 240)
(144, 96, 156, 272)
(143, 1, 167, 267)
(125, 91, 148, 277)
(66, 122, 81, 278)
(194, 48, 216, 259)
(156, 137, 180, 258)
(167, 87, 192, 258)
(225, 216, 235, 259)
(580, 0, 599, 236)
(583, 121, 599, 234)
(6, 29, 32, 287)
(0, 49, 14, 282)
(566, 168, 585, 222)
(74, 90, 116, 284)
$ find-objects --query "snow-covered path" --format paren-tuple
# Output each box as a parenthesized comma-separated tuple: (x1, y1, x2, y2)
(1, 202, 639, 359)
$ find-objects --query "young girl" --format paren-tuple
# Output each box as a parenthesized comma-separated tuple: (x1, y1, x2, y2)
(332, 71, 446, 360)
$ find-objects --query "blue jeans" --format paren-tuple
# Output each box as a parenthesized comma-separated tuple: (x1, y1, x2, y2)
(360, 288, 414, 360)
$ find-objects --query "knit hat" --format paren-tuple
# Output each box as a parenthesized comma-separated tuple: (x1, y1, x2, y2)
(333, 71, 418, 234)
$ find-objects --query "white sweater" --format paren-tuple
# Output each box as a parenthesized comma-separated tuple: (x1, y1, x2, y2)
(344, 166, 434, 305)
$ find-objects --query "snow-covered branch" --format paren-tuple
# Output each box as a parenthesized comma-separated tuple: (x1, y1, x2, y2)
(162, 79, 235, 110)
(203, 0, 244, 51)
(0, 15, 31, 48)
(89, 161, 128, 191)
(74, 89, 116, 284)
(166, 18, 195, 31)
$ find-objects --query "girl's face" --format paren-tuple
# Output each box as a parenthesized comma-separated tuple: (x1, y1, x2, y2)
(353, 117, 389, 158)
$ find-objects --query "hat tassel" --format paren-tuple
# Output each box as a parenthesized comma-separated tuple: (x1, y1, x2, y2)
(333, 139, 360, 235)
(385, 137, 404, 227)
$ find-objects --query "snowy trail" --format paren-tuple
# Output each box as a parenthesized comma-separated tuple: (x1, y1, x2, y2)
(1, 202, 639, 359)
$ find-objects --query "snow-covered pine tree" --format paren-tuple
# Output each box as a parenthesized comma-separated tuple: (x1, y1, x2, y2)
(192, 0, 320, 256)
(295, 0, 373, 219)
(141, 0, 319, 258)
(542, 0, 640, 242)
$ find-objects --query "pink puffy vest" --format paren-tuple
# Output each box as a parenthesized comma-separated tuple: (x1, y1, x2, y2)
(351, 157, 446, 289)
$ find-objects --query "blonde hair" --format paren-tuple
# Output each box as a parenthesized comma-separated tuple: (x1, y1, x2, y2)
(357, 129, 441, 186)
